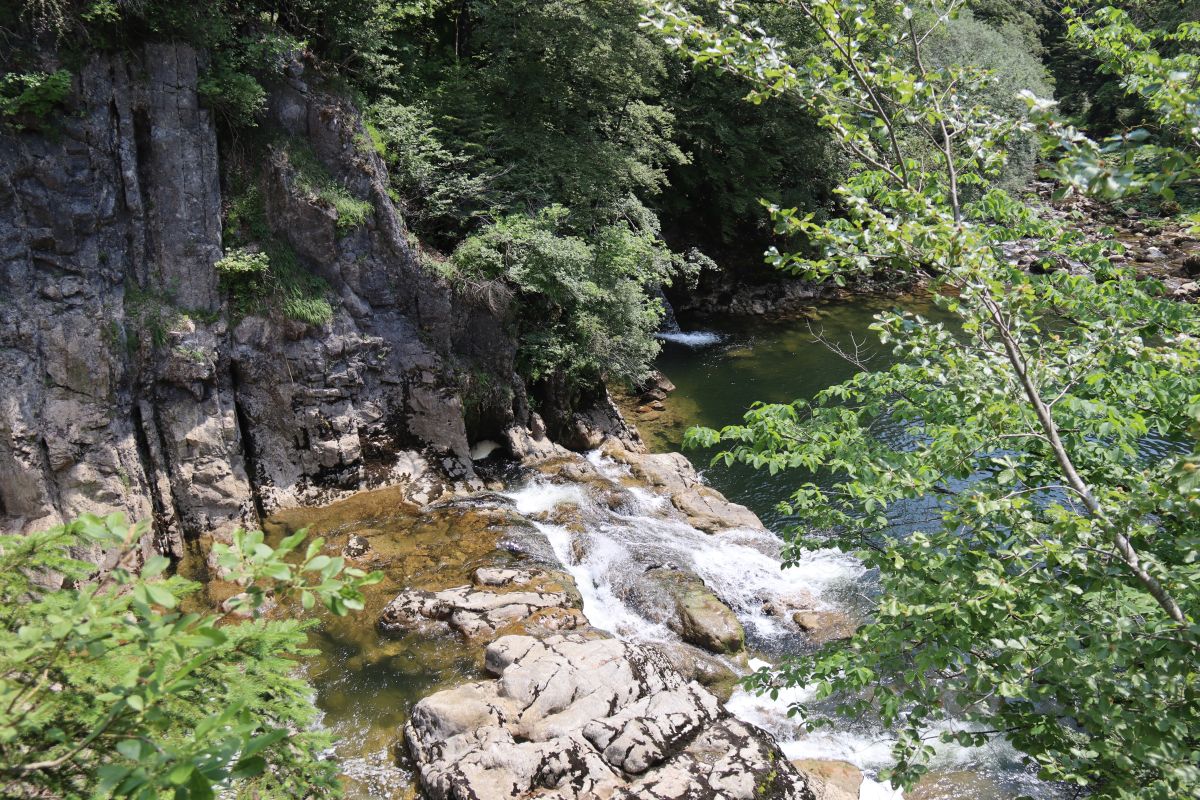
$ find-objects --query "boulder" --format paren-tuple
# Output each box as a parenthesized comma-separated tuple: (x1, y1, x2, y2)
(792, 759, 864, 800)
(649, 641, 742, 702)
(792, 610, 860, 645)
(599, 444, 765, 533)
(645, 567, 745, 655)
(405, 634, 813, 800)
(378, 568, 582, 639)
(671, 483, 764, 533)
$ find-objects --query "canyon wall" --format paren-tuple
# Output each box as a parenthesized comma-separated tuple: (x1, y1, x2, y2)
(0, 44, 537, 561)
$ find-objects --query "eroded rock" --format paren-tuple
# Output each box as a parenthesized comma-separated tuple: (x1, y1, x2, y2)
(379, 567, 583, 639)
(599, 443, 765, 533)
(405, 634, 812, 800)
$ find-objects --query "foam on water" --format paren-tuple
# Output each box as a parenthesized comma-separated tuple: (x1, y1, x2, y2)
(534, 520, 674, 640)
(506, 482, 588, 515)
(655, 330, 723, 347)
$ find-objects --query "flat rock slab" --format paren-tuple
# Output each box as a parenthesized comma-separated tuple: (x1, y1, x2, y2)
(405, 633, 813, 800)
(378, 567, 583, 639)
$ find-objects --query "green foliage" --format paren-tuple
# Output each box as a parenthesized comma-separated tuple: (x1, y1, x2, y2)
(1045, 0, 1197, 135)
(198, 67, 267, 129)
(452, 204, 684, 387)
(0, 69, 70, 129)
(286, 142, 375, 234)
(653, 0, 1200, 795)
(1037, 2, 1200, 200)
(123, 285, 219, 350)
(215, 247, 271, 279)
(223, 184, 271, 243)
(924, 9, 1051, 191)
(0, 513, 381, 799)
(270, 243, 335, 326)
(220, 182, 334, 325)
(364, 99, 488, 245)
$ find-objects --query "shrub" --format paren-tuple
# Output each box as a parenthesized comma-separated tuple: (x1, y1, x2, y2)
(0, 69, 71, 129)
(215, 247, 271, 278)
(365, 99, 488, 245)
(198, 67, 267, 128)
(0, 513, 380, 799)
(452, 204, 679, 388)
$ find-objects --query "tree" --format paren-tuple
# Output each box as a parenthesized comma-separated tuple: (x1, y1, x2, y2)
(646, 0, 1200, 796)
(451, 203, 697, 390)
(0, 514, 381, 799)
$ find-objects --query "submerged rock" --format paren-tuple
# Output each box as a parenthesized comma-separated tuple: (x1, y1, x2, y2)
(792, 610, 860, 645)
(378, 567, 583, 640)
(791, 760, 864, 800)
(405, 633, 813, 800)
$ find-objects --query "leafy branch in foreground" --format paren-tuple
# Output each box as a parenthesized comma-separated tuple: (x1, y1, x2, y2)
(0, 513, 381, 799)
(649, 0, 1200, 796)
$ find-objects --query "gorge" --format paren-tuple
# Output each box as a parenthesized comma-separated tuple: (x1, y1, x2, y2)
(3, 1, 1199, 798)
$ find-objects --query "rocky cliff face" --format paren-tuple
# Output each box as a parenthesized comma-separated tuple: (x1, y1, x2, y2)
(0, 44, 534, 560)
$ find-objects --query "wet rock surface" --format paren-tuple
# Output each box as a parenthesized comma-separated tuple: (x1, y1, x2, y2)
(792, 760, 864, 800)
(405, 633, 813, 800)
(792, 610, 860, 646)
(379, 567, 585, 640)
(598, 442, 765, 533)
(639, 567, 746, 655)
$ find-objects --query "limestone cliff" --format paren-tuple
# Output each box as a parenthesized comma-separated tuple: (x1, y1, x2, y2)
(0, 44, 537, 560)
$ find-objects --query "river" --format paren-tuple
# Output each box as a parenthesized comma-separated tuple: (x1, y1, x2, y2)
(643, 299, 1063, 800)
(266, 297, 1064, 800)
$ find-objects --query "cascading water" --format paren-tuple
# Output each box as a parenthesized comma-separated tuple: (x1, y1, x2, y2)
(505, 452, 1060, 799)
(654, 286, 725, 347)
(504, 453, 913, 798)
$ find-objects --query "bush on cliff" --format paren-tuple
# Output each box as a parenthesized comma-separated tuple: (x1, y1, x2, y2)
(452, 204, 697, 390)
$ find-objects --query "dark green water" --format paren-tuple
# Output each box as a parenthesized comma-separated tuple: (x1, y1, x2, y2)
(648, 295, 947, 529)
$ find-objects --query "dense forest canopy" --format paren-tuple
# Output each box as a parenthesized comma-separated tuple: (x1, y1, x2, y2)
(2, 0, 1199, 798)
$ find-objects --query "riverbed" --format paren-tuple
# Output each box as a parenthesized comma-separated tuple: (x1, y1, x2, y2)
(271, 297, 1062, 800)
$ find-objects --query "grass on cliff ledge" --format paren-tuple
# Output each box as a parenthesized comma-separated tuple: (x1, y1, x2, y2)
(219, 181, 335, 326)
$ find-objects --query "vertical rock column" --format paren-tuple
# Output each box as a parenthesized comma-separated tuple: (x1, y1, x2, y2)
(0, 43, 255, 559)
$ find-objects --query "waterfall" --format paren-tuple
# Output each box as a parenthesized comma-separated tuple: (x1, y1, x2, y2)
(504, 453, 909, 798)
